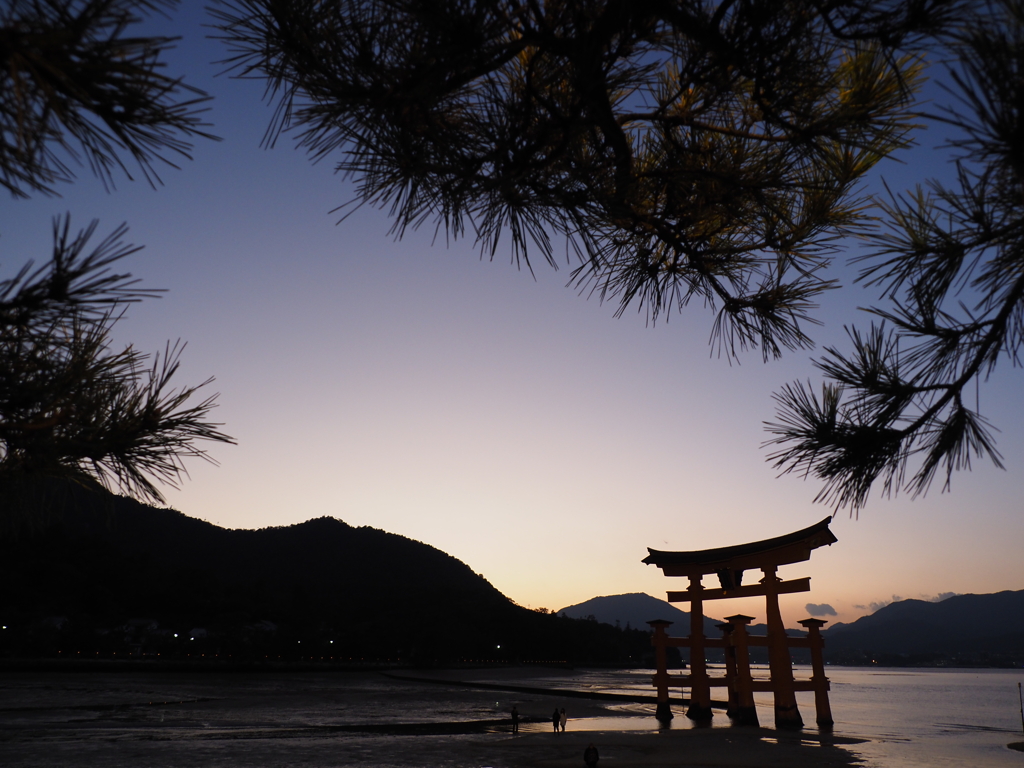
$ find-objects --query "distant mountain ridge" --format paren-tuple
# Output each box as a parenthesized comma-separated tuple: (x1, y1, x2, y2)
(0, 483, 650, 664)
(6, 484, 1019, 667)
(558, 593, 804, 663)
(559, 590, 1024, 666)
(559, 592, 720, 634)
(822, 589, 1024, 662)
(558, 592, 804, 637)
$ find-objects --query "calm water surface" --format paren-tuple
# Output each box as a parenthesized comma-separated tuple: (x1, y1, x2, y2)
(1, 666, 1021, 767)
(808, 667, 1024, 768)
(514, 666, 1024, 766)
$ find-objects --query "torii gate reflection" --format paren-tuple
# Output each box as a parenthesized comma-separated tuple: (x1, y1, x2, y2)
(643, 517, 837, 729)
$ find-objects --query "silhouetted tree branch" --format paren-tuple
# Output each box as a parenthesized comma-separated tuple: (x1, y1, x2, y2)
(0, 0, 216, 198)
(767, 0, 1024, 511)
(1, 1, 230, 512)
(212, 0, 955, 361)
(0, 216, 235, 505)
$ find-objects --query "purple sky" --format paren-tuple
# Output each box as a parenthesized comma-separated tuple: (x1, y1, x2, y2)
(3, 5, 1021, 627)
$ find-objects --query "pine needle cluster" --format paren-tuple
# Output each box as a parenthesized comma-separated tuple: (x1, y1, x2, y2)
(1, 2, 231, 511)
(767, 0, 1024, 511)
(212, 0, 952, 360)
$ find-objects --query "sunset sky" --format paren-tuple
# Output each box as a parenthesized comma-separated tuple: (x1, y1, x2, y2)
(3, 5, 1021, 629)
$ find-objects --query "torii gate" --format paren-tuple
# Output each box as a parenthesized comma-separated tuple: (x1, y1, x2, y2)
(643, 517, 837, 729)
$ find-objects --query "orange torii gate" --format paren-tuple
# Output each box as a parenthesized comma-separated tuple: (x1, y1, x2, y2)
(643, 517, 837, 729)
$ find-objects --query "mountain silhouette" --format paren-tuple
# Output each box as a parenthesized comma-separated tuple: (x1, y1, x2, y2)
(822, 590, 1024, 664)
(559, 592, 722, 634)
(559, 592, 809, 663)
(0, 482, 650, 665)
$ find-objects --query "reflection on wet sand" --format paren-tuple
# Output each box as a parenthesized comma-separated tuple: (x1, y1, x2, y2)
(2, 666, 1020, 767)
(0, 668, 867, 768)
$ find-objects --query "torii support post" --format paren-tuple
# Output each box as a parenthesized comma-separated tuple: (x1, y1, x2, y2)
(726, 614, 759, 726)
(798, 618, 833, 727)
(763, 565, 803, 729)
(685, 576, 713, 721)
(648, 620, 674, 722)
(716, 622, 738, 719)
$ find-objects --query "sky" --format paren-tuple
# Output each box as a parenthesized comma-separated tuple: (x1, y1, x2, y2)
(2, 5, 1021, 630)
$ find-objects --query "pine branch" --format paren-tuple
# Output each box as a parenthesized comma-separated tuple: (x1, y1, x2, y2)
(0, 217, 235, 505)
(0, 0, 217, 197)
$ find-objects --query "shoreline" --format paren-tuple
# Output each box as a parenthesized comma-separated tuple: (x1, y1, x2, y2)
(4, 664, 1016, 767)
(2, 655, 1021, 671)
(381, 668, 735, 708)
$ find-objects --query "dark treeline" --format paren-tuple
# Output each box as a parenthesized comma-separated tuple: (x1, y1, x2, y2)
(1, 482, 653, 667)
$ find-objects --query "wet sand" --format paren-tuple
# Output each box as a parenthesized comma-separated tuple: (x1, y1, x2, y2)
(0, 665, 869, 768)
(486, 728, 864, 768)
(386, 668, 866, 768)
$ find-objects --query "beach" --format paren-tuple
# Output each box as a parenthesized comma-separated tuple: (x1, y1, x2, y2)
(1, 665, 1022, 767)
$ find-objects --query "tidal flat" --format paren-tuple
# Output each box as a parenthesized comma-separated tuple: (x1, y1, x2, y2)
(1, 666, 1021, 767)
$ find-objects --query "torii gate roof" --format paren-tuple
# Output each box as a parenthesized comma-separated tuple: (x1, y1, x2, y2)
(643, 516, 837, 577)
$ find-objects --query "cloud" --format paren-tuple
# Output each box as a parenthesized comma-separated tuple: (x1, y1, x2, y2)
(805, 603, 837, 617)
(861, 593, 957, 613)
(869, 595, 903, 613)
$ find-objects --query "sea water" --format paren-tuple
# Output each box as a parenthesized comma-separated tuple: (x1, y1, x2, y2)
(1, 666, 1022, 767)
(500, 666, 1024, 765)
(807, 666, 1024, 768)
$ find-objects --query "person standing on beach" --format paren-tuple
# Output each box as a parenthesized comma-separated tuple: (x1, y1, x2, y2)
(511, 705, 519, 734)
(560, 707, 567, 732)
(552, 708, 560, 732)
(584, 743, 599, 766)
